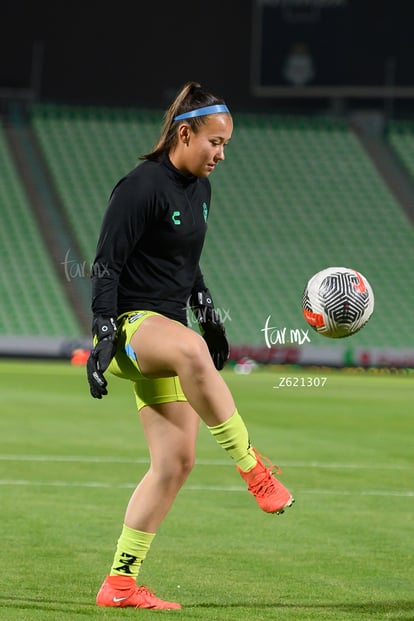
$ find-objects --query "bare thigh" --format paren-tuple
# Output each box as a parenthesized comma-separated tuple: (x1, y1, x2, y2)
(130, 313, 236, 427)
(131, 314, 211, 378)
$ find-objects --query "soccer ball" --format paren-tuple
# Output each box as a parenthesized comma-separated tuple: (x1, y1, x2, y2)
(302, 267, 374, 338)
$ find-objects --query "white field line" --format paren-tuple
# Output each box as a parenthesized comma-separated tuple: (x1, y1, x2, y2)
(0, 454, 412, 471)
(0, 478, 413, 497)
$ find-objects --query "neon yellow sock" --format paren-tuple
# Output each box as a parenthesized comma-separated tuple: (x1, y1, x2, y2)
(208, 409, 257, 472)
(109, 525, 155, 579)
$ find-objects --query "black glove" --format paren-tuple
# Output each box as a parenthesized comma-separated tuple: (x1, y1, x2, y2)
(86, 316, 117, 399)
(190, 289, 229, 371)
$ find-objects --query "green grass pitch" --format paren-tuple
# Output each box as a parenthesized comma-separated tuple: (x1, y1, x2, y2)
(0, 360, 413, 620)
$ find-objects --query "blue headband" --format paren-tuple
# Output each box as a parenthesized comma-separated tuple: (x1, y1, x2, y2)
(174, 104, 230, 121)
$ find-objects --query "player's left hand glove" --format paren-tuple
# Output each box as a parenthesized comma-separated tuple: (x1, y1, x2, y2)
(190, 289, 229, 371)
(86, 316, 117, 399)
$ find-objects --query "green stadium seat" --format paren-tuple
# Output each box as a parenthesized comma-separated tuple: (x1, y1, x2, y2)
(0, 122, 82, 338)
(29, 106, 414, 348)
(387, 120, 414, 178)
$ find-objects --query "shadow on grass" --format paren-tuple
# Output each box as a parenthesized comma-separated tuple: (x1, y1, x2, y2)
(0, 597, 93, 615)
(191, 599, 414, 615)
(0, 596, 413, 618)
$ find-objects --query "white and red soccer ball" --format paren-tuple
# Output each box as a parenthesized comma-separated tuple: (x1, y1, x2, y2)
(302, 267, 374, 339)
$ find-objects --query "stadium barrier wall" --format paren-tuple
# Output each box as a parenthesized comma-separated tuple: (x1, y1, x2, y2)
(0, 335, 91, 360)
(0, 336, 413, 369)
(229, 345, 414, 369)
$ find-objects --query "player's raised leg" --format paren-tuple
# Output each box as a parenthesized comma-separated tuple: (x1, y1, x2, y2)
(131, 314, 295, 515)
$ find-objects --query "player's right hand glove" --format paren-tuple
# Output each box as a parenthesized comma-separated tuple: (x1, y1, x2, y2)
(86, 316, 117, 399)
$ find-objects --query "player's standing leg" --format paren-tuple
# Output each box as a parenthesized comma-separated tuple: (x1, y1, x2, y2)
(96, 400, 200, 609)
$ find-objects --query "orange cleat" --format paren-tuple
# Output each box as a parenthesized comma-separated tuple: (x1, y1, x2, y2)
(237, 449, 294, 514)
(96, 575, 181, 610)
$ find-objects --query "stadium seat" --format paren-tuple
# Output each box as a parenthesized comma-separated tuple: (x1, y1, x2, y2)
(29, 106, 414, 348)
(0, 122, 82, 337)
(386, 119, 414, 178)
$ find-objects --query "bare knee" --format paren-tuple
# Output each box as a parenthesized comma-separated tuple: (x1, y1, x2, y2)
(171, 454, 195, 482)
(151, 453, 195, 489)
(157, 462, 193, 490)
(177, 332, 212, 377)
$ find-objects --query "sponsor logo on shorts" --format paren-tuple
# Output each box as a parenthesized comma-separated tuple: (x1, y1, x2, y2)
(128, 312, 146, 323)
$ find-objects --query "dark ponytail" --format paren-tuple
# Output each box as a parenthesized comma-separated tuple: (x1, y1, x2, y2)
(140, 81, 227, 161)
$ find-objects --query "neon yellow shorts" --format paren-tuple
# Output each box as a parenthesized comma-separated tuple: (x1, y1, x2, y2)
(108, 310, 187, 411)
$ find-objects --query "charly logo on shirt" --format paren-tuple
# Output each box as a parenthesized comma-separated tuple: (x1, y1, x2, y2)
(172, 211, 181, 225)
(172, 204, 208, 225)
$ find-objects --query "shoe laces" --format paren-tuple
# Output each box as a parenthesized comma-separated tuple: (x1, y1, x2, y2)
(133, 585, 156, 609)
(136, 585, 154, 598)
(255, 450, 282, 476)
(251, 452, 283, 496)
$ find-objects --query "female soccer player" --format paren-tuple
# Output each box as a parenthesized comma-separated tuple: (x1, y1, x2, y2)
(87, 81, 294, 610)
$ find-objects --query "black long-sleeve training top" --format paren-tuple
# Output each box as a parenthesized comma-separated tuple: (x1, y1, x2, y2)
(91, 154, 210, 325)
